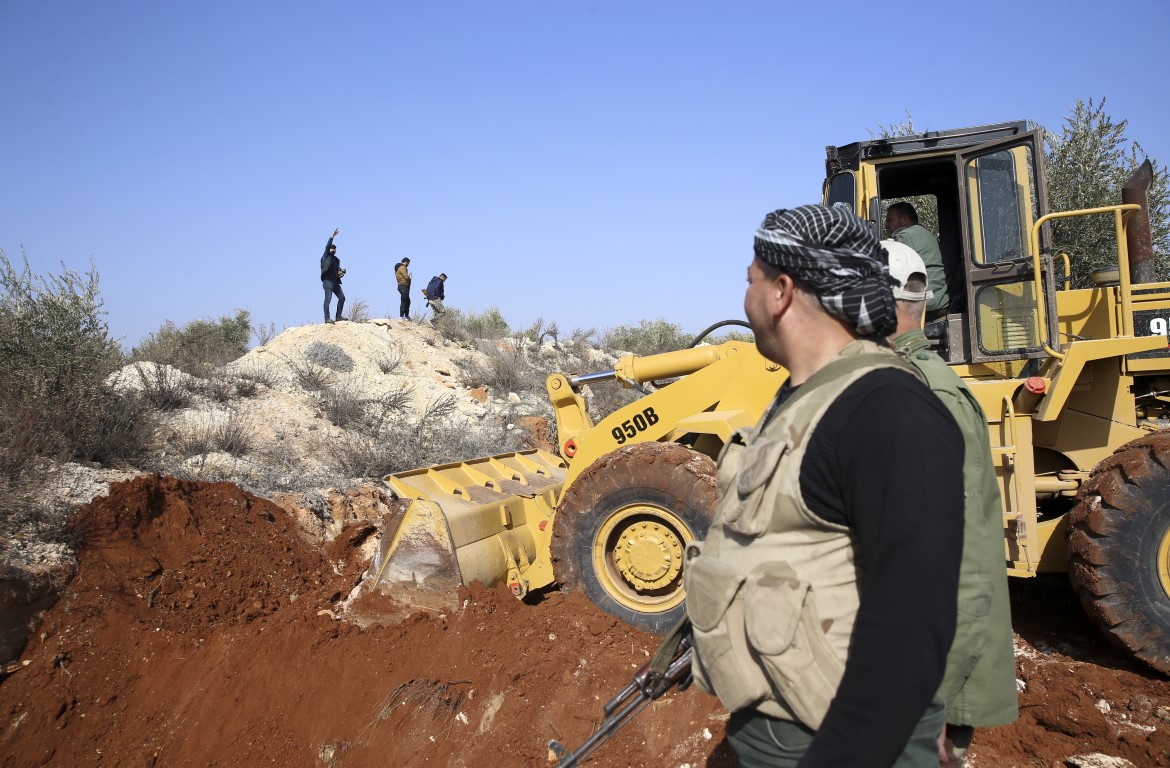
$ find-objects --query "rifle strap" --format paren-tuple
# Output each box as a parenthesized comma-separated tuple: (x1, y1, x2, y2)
(649, 615, 691, 682)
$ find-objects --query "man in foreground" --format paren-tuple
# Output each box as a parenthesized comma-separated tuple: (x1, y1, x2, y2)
(884, 240, 1018, 764)
(686, 204, 964, 767)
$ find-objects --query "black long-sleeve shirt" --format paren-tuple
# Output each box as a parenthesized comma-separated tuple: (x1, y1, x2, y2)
(320, 237, 341, 282)
(791, 368, 964, 766)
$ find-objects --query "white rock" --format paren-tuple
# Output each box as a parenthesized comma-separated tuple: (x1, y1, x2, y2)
(1063, 755, 1136, 768)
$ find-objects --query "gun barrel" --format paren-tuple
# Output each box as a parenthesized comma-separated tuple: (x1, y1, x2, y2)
(549, 695, 651, 768)
(549, 642, 694, 766)
(602, 679, 642, 717)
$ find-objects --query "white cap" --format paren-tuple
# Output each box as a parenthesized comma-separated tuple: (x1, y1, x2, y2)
(882, 240, 934, 302)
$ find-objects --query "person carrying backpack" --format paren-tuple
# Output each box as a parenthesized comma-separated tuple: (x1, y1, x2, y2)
(423, 273, 447, 316)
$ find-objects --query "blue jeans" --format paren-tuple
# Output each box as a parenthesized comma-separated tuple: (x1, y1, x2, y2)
(323, 280, 345, 320)
(727, 696, 946, 768)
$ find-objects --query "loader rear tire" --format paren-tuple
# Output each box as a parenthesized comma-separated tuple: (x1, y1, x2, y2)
(552, 442, 717, 634)
(1068, 430, 1170, 674)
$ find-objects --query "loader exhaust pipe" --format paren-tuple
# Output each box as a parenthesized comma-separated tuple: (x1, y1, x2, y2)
(1124, 159, 1155, 285)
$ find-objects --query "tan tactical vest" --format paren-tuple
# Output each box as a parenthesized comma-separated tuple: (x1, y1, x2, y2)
(685, 339, 917, 727)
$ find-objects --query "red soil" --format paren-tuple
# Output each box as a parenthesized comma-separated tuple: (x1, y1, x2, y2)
(2, 475, 1169, 767)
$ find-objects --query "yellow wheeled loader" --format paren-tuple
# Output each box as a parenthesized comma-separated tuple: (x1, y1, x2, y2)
(371, 341, 785, 632)
(372, 121, 1170, 675)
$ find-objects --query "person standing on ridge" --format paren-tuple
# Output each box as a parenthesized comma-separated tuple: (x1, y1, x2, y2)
(395, 258, 412, 319)
(320, 228, 346, 324)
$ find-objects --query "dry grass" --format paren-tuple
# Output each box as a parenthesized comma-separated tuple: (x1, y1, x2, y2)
(288, 358, 334, 392)
(174, 412, 256, 458)
(464, 344, 537, 394)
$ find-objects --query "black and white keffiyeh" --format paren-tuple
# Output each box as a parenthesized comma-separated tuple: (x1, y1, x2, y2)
(753, 204, 897, 337)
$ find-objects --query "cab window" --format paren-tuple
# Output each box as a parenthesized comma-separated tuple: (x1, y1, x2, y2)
(965, 146, 1038, 265)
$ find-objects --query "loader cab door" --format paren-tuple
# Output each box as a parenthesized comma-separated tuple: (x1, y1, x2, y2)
(955, 131, 1056, 366)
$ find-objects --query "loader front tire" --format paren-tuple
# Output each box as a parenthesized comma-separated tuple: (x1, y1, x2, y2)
(552, 442, 717, 634)
(1068, 430, 1170, 674)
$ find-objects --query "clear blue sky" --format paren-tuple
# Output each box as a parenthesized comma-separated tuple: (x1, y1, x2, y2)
(3, 1, 1168, 351)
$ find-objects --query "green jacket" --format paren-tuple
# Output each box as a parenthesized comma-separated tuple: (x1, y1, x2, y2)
(892, 329, 1018, 728)
(892, 224, 949, 315)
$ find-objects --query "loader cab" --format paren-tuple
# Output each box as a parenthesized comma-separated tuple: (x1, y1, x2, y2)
(825, 121, 1056, 376)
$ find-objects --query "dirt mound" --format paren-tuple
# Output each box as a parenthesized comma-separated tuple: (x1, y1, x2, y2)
(0, 476, 729, 767)
(4, 476, 1170, 767)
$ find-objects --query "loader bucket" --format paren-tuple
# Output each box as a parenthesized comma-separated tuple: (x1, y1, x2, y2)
(369, 449, 567, 609)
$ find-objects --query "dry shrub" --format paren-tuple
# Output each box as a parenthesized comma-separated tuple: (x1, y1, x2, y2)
(232, 376, 261, 399)
(345, 298, 371, 323)
(584, 381, 644, 423)
(78, 390, 157, 466)
(567, 327, 600, 365)
(175, 413, 256, 458)
(305, 341, 354, 372)
(253, 321, 278, 347)
(135, 363, 194, 410)
(520, 316, 559, 345)
(319, 381, 372, 430)
(418, 393, 457, 423)
(464, 344, 537, 394)
(374, 347, 403, 375)
(365, 384, 415, 435)
(200, 374, 237, 404)
(334, 433, 401, 480)
(288, 358, 333, 392)
(232, 361, 280, 395)
(432, 311, 470, 343)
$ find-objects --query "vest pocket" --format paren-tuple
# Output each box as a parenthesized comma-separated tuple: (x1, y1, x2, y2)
(715, 440, 744, 499)
(743, 564, 845, 730)
(724, 438, 790, 537)
(684, 552, 771, 711)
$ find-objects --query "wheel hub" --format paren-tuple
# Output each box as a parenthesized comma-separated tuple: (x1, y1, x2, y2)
(612, 521, 683, 591)
(1158, 525, 1170, 600)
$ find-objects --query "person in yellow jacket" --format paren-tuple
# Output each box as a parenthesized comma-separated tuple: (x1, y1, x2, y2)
(394, 258, 412, 319)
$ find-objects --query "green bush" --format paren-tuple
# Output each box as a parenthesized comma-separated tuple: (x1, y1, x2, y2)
(434, 307, 512, 343)
(520, 316, 559, 345)
(0, 251, 150, 492)
(715, 329, 754, 344)
(463, 307, 512, 339)
(132, 309, 252, 374)
(602, 318, 691, 356)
